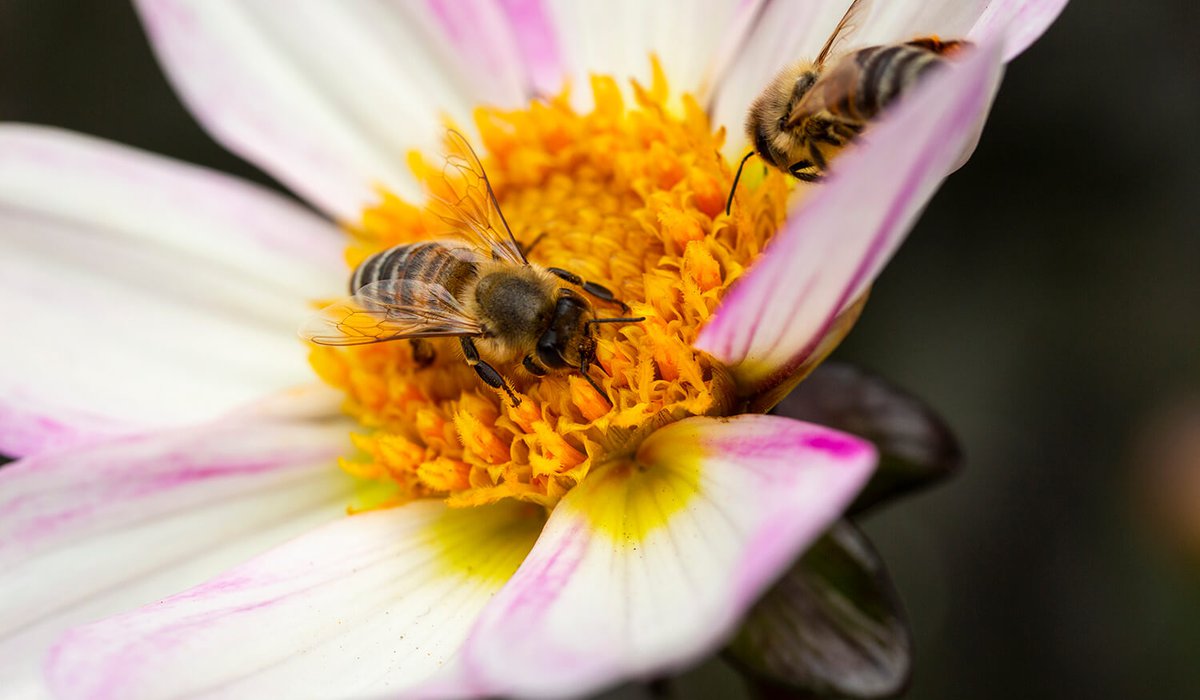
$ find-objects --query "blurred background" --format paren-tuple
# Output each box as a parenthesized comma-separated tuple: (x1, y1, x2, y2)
(2, 2, 1198, 698)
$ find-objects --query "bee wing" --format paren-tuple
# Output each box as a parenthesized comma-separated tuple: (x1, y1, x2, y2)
(300, 278, 483, 346)
(425, 130, 528, 267)
(785, 54, 864, 128)
(814, 0, 875, 66)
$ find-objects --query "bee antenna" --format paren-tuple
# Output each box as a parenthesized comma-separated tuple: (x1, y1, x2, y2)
(725, 151, 756, 217)
(587, 316, 646, 326)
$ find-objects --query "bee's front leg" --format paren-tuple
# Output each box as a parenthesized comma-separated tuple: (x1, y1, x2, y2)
(461, 337, 519, 406)
(546, 267, 631, 314)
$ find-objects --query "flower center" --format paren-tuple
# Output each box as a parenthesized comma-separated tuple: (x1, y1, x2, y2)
(309, 64, 790, 510)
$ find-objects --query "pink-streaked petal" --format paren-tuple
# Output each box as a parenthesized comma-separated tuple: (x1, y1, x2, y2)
(47, 501, 543, 699)
(134, 0, 528, 219)
(0, 414, 354, 698)
(427, 415, 875, 699)
(425, 0, 531, 99)
(696, 40, 1005, 397)
(0, 125, 343, 458)
(969, 0, 1070, 61)
(0, 124, 343, 461)
(710, 0, 997, 156)
(495, 0, 566, 96)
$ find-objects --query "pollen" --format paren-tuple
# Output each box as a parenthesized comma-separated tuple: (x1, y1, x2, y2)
(310, 65, 791, 509)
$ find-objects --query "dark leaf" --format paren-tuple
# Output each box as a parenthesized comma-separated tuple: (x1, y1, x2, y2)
(772, 362, 961, 514)
(727, 521, 910, 699)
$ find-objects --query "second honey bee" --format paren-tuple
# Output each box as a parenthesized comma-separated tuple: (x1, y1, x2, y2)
(301, 131, 642, 405)
(728, 0, 969, 212)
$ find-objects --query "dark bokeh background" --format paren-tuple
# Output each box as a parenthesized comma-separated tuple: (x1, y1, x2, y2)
(3, 2, 1198, 698)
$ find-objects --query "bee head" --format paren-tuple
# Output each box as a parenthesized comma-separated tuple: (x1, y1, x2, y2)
(747, 63, 820, 172)
(536, 289, 594, 370)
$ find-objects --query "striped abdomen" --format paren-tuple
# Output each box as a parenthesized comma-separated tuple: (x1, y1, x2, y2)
(818, 39, 966, 122)
(350, 241, 478, 303)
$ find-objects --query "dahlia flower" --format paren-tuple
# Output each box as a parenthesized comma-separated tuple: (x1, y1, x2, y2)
(0, 1, 1066, 697)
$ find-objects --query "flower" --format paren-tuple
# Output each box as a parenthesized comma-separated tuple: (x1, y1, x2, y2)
(0, 1, 1066, 697)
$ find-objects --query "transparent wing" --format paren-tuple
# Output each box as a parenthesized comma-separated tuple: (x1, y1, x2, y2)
(299, 278, 483, 346)
(425, 130, 527, 267)
(785, 54, 864, 127)
(814, 0, 875, 66)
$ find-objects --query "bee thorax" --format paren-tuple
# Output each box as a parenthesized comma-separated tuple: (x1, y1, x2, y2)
(473, 268, 555, 349)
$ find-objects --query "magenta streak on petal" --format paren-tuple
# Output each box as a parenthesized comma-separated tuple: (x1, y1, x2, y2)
(1, 457, 305, 547)
(0, 434, 343, 556)
(479, 522, 586, 626)
(0, 401, 123, 459)
(460, 521, 589, 686)
(801, 433, 871, 459)
(495, 0, 565, 97)
(706, 427, 870, 465)
(47, 583, 305, 700)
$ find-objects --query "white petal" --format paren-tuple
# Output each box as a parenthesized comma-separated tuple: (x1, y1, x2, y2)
(696, 41, 1006, 397)
(850, 0, 989, 47)
(134, 0, 528, 219)
(0, 413, 354, 699)
(46, 501, 543, 699)
(538, 0, 751, 110)
(0, 125, 343, 457)
(426, 415, 875, 699)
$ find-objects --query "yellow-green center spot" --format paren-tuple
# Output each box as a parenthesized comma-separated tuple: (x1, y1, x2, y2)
(427, 500, 546, 585)
(572, 448, 703, 546)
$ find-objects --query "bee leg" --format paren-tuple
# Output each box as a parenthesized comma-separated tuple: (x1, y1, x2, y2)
(789, 159, 823, 183)
(460, 337, 519, 406)
(522, 355, 549, 376)
(578, 356, 613, 407)
(409, 339, 436, 368)
(546, 267, 631, 314)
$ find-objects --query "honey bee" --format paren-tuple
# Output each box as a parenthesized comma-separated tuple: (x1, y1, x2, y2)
(301, 130, 642, 405)
(727, 0, 969, 213)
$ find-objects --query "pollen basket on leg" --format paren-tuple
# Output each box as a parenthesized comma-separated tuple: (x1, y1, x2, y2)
(309, 71, 791, 509)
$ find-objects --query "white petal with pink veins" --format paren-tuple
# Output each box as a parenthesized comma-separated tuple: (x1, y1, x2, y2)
(134, 0, 529, 219)
(696, 40, 1006, 399)
(0, 125, 343, 457)
(0, 414, 355, 699)
(46, 500, 544, 700)
(423, 415, 875, 699)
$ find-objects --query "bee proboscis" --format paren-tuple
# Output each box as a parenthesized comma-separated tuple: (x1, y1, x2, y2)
(301, 130, 643, 405)
(727, 0, 970, 214)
